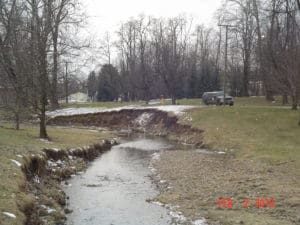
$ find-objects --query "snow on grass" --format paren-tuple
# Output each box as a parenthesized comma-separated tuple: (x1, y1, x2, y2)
(47, 105, 197, 118)
(10, 159, 22, 167)
(193, 218, 207, 225)
(150, 105, 196, 115)
(2, 212, 16, 219)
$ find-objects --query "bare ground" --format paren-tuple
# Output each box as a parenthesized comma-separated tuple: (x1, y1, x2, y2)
(152, 150, 300, 225)
(47, 108, 300, 225)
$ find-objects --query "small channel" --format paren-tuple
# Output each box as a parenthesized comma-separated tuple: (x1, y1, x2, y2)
(64, 136, 178, 225)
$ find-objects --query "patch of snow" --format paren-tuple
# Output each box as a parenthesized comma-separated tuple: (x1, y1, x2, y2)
(88, 129, 98, 133)
(10, 159, 22, 167)
(217, 151, 226, 154)
(48, 160, 57, 167)
(16, 154, 23, 158)
(149, 105, 196, 115)
(134, 112, 153, 126)
(151, 201, 164, 206)
(149, 166, 157, 173)
(2, 212, 16, 219)
(193, 218, 207, 225)
(40, 205, 56, 214)
(169, 211, 187, 223)
(47, 105, 197, 118)
(39, 138, 52, 144)
(148, 99, 160, 105)
(151, 152, 161, 161)
(33, 175, 40, 184)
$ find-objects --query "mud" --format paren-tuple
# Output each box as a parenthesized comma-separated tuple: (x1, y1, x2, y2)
(47, 109, 204, 146)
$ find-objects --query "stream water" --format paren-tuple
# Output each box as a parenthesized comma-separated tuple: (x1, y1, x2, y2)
(64, 136, 177, 225)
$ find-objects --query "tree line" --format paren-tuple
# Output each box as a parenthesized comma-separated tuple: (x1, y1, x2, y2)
(89, 0, 300, 109)
(1, 0, 300, 138)
(0, 0, 85, 137)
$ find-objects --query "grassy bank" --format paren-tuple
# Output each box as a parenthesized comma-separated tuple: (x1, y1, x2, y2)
(186, 106, 300, 166)
(0, 124, 113, 225)
(154, 102, 300, 225)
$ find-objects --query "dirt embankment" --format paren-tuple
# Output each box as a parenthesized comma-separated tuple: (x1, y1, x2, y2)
(47, 109, 204, 146)
(19, 140, 115, 225)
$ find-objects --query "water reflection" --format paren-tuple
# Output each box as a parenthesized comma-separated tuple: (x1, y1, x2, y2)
(65, 137, 174, 225)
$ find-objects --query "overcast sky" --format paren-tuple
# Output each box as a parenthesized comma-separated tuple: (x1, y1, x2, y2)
(77, 0, 224, 76)
(83, 0, 223, 37)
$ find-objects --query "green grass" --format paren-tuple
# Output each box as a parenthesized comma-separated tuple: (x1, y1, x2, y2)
(177, 96, 291, 107)
(60, 96, 291, 108)
(185, 106, 300, 166)
(0, 124, 113, 225)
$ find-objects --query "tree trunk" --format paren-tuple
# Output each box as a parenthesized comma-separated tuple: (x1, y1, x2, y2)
(39, 50, 49, 138)
(39, 86, 48, 139)
(50, 29, 59, 109)
(291, 95, 298, 110)
(243, 66, 249, 97)
(39, 82, 48, 138)
(282, 95, 288, 105)
(171, 96, 176, 105)
(39, 111, 48, 139)
(15, 112, 20, 130)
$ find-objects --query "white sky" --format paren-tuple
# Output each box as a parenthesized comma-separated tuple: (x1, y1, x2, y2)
(83, 0, 223, 37)
(76, 0, 223, 76)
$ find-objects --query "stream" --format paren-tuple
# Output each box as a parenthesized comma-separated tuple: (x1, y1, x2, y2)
(64, 136, 179, 225)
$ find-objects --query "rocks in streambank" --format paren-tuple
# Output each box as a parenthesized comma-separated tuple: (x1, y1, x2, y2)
(19, 139, 117, 225)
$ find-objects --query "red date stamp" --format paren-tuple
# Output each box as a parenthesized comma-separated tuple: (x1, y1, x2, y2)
(217, 198, 275, 209)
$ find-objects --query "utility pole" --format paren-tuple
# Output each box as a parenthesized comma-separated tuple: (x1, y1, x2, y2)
(218, 24, 232, 106)
(65, 62, 69, 104)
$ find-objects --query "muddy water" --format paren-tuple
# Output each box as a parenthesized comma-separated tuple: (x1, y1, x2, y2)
(65, 137, 175, 225)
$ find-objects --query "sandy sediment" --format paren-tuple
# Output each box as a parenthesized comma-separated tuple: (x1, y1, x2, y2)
(152, 150, 300, 225)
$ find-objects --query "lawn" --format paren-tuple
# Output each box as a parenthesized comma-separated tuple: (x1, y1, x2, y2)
(184, 106, 300, 169)
(0, 124, 113, 225)
(59, 95, 292, 108)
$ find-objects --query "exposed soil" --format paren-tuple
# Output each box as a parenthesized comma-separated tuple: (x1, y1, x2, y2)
(47, 109, 204, 146)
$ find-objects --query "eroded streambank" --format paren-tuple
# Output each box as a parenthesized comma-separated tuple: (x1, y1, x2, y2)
(46, 108, 300, 225)
(19, 140, 116, 225)
(47, 108, 204, 147)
